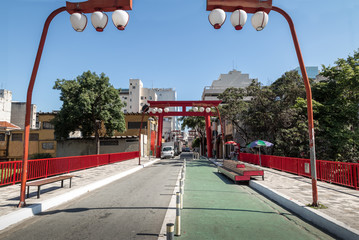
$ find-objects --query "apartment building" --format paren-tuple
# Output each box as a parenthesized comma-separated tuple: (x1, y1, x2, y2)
(119, 79, 180, 140)
(201, 69, 257, 101)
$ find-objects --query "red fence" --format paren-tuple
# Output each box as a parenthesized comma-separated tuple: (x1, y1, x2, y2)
(239, 153, 359, 190)
(0, 151, 139, 186)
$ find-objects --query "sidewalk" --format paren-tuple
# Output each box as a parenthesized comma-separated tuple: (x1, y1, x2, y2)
(0, 157, 160, 231)
(209, 158, 359, 240)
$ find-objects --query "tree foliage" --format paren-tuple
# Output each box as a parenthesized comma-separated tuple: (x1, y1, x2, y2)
(312, 50, 359, 162)
(52, 71, 126, 153)
(217, 50, 359, 162)
(180, 115, 206, 155)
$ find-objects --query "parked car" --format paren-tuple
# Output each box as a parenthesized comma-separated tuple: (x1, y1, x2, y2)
(182, 147, 191, 152)
(161, 146, 174, 159)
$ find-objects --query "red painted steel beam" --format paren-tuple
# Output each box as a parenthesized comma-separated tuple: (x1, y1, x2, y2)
(66, 0, 132, 14)
(149, 112, 217, 117)
(271, 6, 318, 207)
(19, 6, 67, 208)
(205, 115, 213, 158)
(156, 115, 163, 158)
(147, 100, 222, 108)
(206, 0, 272, 13)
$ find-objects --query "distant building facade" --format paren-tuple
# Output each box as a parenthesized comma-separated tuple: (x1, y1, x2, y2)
(0, 90, 12, 123)
(11, 102, 37, 129)
(202, 70, 257, 101)
(119, 79, 179, 141)
(294, 66, 319, 79)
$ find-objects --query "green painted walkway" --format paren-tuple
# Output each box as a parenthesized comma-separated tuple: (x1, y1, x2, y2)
(180, 159, 334, 240)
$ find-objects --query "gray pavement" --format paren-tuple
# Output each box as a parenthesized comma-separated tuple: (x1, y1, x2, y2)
(0, 157, 161, 231)
(0, 156, 358, 239)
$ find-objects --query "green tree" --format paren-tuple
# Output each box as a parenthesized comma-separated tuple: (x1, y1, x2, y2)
(312, 50, 359, 162)
(218, 87, 249, 145)
(180, 116, 206, 155)
(52, 71, 126, 154)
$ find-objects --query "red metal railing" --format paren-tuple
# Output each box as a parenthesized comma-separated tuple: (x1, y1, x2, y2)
(0, 151, 139, 186)
(239, 153, 359, 190)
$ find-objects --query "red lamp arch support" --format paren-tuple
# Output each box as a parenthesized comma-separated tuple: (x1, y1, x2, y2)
(144, 100, 222, 159)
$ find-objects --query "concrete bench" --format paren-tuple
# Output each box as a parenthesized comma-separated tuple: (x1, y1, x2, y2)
(218, 160, 264, 183)
(26, 175, 75, 199)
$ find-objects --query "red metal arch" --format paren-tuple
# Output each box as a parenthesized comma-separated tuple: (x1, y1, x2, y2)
(140, 100, 223, 159)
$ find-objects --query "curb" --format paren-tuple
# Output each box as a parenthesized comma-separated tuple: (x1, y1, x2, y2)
(0, 158, 161, 232)
(157, 163, 182, 240)
(249, 180, 359, 240)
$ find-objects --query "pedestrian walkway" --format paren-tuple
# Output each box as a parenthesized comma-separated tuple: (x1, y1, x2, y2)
(179, 159, 345, 239)
(0, 157, 160, 231)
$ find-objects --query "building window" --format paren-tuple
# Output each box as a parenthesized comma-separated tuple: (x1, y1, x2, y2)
(12, 133, 22, 141)
(124, 110, 127, 113)
(126, 139, 138, 142)
(141, 96, 144, 100)
(132, 86, 136, 89)
(149, 96, 152, 100)
(130, 99, 132, 102)
(130, 92, 132, 95)
(128, 122, 147, 129)
(43, 121, 54, 129)
(140, 103, 144, 106)
(0, 133, 5, 141)
(42, 142, 54, 150)
(30, 133, 39, 141)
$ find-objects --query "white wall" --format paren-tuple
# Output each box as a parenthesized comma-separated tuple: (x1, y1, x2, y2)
(0, 89, 12, 122)
(10, 102, 37, 129)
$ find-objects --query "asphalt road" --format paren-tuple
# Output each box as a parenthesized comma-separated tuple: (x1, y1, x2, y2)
(0, 158, 182, 240)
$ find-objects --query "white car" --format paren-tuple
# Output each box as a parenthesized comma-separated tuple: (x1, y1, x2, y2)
(161, 146, 174, 159)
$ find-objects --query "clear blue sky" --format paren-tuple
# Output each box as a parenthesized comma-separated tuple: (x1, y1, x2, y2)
(2, 0, 358, 112)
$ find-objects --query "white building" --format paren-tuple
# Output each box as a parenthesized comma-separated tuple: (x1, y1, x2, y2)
(119, 79, 179, 138)
(11, 102, 37, 129)
(202, 70, 257, 100)
(0, 89, 37, 129)
(0, 90, 12, 123)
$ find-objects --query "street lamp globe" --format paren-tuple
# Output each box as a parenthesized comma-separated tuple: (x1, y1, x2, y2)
(70, 13, 87, 32)
(112, 10, 129, 30)
(205, 107, 211, 113)
(251, 11, 269, 31)
(208, 8, 226, 29)
(199, 107, 205, 112)
(151, 107, 158, 113)
(91, 11, 108, 32)
(230, 9, 247, 30)
(157, 108, 163, 114)
(193, 107, 198, 112)
(164, 107, 170, 113)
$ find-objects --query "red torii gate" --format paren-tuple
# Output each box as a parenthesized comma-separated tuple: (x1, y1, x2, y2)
(146, 100, 222, 158)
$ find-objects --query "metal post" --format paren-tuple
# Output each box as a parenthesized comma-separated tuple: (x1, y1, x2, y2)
(166, 223, 174, 240)
(18, 6, 66, 208)
(175, 192, 181, 236)
(180, 179, 184, 209)
(215, 107, 225, 162)
(272, 6, 318, 206)
(156, 115, 164, 158)
(205, 115, 213, 158)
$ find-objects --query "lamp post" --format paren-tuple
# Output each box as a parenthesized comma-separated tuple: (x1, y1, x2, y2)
(207, 0, 318, 206)
(18, 0, 132, 208)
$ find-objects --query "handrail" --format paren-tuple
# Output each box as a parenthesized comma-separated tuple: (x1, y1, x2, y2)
(239, 153, 359, 190)
(0, 151, 139, 187)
